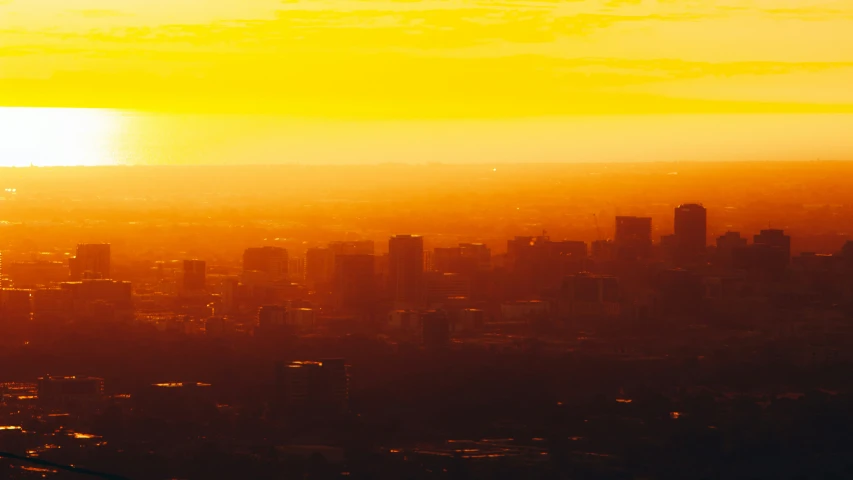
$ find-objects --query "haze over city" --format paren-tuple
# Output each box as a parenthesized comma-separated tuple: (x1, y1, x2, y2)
(2, 1, 853, 479)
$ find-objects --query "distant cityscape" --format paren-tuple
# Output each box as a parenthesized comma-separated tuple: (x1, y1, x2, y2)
(2, 197, 853, 478)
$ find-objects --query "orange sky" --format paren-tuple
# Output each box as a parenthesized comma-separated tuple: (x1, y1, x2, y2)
(2, 0, 853, 116)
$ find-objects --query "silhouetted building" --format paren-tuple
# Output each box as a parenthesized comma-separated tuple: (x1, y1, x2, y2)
(615, 216, 652, 260)
(506, 236, 587, 296)
(717, 231, 747, 251)
(716, 232, 748, 267)
(288, 256, 305, 283)
(334, 254, 375, 312)
(183, 260, 206, 291)
(307, 241, 375, 289)
(673, 203, 707, 261)
(754, 229, 791, 264)
(70, 244, 111, 280)
(422, 310, 450, 348)
(275, 359, 349, 416)
(388, 235, 424, 308)
(425, 272, 471, 307)
(243, 246, 288, 281)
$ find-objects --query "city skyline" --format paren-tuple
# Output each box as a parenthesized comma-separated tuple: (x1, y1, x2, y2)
(1, 1, 852, 478)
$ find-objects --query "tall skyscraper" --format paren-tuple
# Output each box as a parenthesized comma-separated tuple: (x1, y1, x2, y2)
(243, 247, 288, 281)
(70, 244, 111, 280)
(615, 216, 652, 259)
(182, 260, 206, 291)
(674, 204, 707, 260)
(388, 235, 424, 308)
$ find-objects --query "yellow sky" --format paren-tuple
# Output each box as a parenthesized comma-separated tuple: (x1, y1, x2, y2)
(2, 0, 853, 117)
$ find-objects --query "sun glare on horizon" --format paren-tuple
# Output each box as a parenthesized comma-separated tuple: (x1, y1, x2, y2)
(0, 107, 122, 167)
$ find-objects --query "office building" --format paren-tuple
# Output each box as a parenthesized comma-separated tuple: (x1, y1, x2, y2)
(306, 241, 374, 288)
(425, 272, 471, 306)
(717, 231, 747, 251)
(243, 247, 288, 281)
(615, 216, 652, 259)
(506, 236, 588, 296)
(388, 235, 424, 308)
(716, 232, 748, 267)
(288, 257, 305, 283)
(70, 244, 111, 280)
(183, 260, 206, 291)
(754, 229, 791, 264)
(674, 204, 707, 260)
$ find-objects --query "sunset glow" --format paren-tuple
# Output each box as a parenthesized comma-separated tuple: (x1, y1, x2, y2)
(2, 2, 853, 479)
(1, 0, 852, 116)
